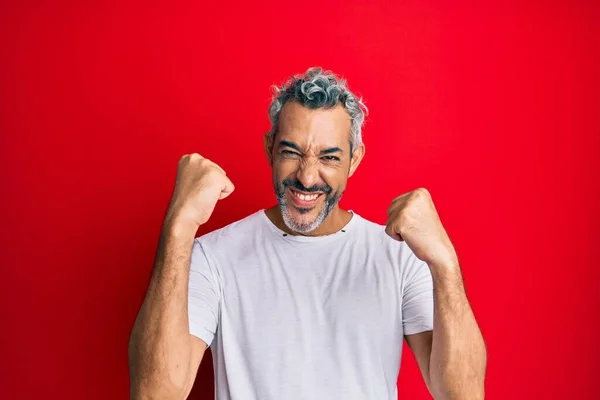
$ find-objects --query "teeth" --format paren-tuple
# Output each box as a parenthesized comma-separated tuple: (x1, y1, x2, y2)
(292, 191, 319, 201)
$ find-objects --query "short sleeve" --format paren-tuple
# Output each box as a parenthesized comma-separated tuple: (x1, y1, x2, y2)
(188, 239, 221, 346)
(401, 246, 434, 335)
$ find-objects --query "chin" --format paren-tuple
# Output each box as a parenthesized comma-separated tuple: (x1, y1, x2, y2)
(282, 204, 325, 233)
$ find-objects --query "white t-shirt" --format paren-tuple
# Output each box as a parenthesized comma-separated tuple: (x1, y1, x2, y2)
(188, 209, 434, 399)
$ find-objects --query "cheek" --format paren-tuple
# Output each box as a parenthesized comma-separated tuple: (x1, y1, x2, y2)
(273, 159, 298, 180)
(321, 168, 347, 191)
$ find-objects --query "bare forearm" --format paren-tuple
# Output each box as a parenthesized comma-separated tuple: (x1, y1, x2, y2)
(429, 263, 487, 400)
(128, 220, 198, 399)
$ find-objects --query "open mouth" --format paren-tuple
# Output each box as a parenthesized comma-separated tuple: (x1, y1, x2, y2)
(288, 187, 324, 206)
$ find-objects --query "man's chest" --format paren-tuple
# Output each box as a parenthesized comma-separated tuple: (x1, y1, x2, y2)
(217, 249, 404, 343)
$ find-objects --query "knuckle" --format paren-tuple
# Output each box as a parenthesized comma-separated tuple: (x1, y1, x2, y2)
(190, 153, 206, 165)
(416, 187, 430, 197)
(398, 210, 411, 224)
(208, 162, 222, 173)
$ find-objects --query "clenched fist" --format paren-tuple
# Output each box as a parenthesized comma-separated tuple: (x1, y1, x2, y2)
(385, 188, 458, 269)
(165, 153, 234, 229)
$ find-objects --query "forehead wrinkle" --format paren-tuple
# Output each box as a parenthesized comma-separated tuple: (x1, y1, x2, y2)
(280, 104, 350, 155)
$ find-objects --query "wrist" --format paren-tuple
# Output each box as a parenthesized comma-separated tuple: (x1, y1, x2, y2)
(428, 258, 459, 271)
(427, 258, 462, 283)
(163, 214, 199, 239)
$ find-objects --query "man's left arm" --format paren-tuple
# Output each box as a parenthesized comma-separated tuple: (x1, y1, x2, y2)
(406, 263, 486, 399)
(386, 188, 487, 399)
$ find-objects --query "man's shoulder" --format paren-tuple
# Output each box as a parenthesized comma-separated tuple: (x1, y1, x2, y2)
(350, 211, 388, 240)
(353, 212, 385, 231)
(194, 209, 265, 249)
(351, 212, 421, 264)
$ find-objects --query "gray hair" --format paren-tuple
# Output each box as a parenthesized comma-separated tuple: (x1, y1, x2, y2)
(267, 67, 369, 152)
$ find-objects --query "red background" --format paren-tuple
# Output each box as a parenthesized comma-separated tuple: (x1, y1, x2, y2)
(1, 1, 599, 399)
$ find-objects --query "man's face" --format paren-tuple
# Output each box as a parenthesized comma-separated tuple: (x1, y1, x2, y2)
(267, 101, 364, 233)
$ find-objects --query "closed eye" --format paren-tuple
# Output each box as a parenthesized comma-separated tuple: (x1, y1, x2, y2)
(281, 150, 301, 157)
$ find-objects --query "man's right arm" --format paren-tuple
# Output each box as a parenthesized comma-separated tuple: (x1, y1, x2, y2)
(127, 153, 234, 400)
(128, 221, 206, 399)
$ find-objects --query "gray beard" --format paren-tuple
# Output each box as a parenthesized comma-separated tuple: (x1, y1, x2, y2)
(275, 186, 342, 234)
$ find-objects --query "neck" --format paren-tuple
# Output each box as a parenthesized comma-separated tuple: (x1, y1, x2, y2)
(265, 205, 352, 237)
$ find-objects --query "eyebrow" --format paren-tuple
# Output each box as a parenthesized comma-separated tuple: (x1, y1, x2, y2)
(278, 140, 344, 155)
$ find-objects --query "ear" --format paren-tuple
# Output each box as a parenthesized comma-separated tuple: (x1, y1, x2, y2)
(263, 131, 273, 166)
(348, 143, 366, 178)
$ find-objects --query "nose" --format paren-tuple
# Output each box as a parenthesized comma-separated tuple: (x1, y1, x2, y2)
(296, 157, 320, 190)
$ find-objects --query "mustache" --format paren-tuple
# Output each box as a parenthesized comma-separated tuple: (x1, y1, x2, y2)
(281, 178, 332, 194)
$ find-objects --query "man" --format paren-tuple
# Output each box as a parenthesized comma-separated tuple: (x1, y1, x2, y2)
(128, 67, 487, 399)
